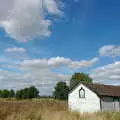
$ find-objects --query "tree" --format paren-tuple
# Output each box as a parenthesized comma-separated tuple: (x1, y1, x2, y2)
(22, 88, 30, 99)
(15, 86, 39, 99)
(9, 89, 15, 98)
(2, 89, 10, 98)
(28, 86, 39, 98)
(16, 90, 23, 99)
(70, 73, 93, 90)
(53, 82, 69, 100)
(0, 90, 2, 97)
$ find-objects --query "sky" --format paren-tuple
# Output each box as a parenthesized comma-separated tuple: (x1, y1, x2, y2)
(0, 0, 120, 95)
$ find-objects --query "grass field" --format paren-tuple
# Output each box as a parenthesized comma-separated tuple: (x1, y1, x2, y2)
(0, 99, 120, 120)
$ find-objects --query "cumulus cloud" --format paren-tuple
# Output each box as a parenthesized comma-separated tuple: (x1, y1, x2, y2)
(5, 47, 27, 53)
(90, 61, 120, 82)
(69, 57, 99, 69)
(44, 0, 62, 14)
(4, 47, 29, 60)
(48, 57, 71, 67)
(21, 56, 98, 69)
(99, 45, 120, 57)
(21, 59, 49, 69)
(0, 0, 62, 42)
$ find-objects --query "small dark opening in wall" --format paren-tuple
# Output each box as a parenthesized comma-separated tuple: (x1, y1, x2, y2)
(79, 87, 85, 98)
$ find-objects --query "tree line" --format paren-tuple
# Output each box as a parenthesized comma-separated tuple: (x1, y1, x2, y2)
(0, 86, 39, 99)
(0, 89, 15, 98)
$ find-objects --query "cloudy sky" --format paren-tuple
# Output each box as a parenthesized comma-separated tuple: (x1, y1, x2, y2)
(0, 0, 120, 95)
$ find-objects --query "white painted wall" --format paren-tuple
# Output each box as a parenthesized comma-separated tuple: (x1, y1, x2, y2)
(68, 84, 100, 113)
(101, 97, 120, 112)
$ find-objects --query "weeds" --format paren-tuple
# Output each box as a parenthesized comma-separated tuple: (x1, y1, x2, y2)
(0, 99, 119, 120)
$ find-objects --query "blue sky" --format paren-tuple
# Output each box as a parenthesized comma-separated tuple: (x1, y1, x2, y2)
(0, 0, 120, 95)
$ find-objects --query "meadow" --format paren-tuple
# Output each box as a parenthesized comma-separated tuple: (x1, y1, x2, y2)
(0, 99, 120, 120)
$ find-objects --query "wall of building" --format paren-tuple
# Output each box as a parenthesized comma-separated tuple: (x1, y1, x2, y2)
(101, 96, 120, 112)
(68, 84, 100, 113)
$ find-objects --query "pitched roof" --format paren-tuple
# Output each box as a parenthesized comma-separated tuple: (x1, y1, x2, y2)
(70, 83, 120, 97)
(85, 83, 120, 97)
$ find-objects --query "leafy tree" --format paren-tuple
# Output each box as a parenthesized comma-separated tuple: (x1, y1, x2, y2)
(0, 90, 2, 97)
(70, 73, 93, 90)
(15, 86, 39, 99)
(16, 90, 23, 99)
(53, 82, 69, 100)
(2, 89, 10, 98)
(29, 86, 39, 98)
(22, 88, 29, 99)
(0, 86, 39, 99)
(9, 89, 15, 98)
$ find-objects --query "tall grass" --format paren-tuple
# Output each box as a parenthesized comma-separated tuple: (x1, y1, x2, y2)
(0, 99, 119, 120)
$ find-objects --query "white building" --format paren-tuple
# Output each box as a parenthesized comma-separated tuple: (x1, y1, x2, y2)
(68, 83, 120, 113)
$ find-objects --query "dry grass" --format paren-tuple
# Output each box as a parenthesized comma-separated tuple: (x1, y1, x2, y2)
(0, 99, 119, 120)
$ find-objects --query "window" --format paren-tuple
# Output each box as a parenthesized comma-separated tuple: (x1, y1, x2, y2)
(79, 87, 85, 98)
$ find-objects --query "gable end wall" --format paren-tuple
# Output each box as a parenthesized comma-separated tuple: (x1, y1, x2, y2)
(68, 84, 100, 113)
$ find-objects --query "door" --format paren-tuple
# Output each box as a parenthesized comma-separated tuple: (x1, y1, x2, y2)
(114, 98, 120, 112)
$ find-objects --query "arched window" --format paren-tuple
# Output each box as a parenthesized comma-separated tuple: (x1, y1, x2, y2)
(79, 87, 85, 98)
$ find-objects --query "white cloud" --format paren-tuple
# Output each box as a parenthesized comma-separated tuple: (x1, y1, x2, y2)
(0, 0, 62, 42)
(48, 56, 71, 67)
(21, 56, 98, 69)
(21, 59, 48, 69)
(44, 0, 62, 14)
(99, 45, 120, 57)
(69, 57, 99, 69)
(5, 47, 27, 53)
(90, 61, 120, 82)
(4, 47, 29, 60)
